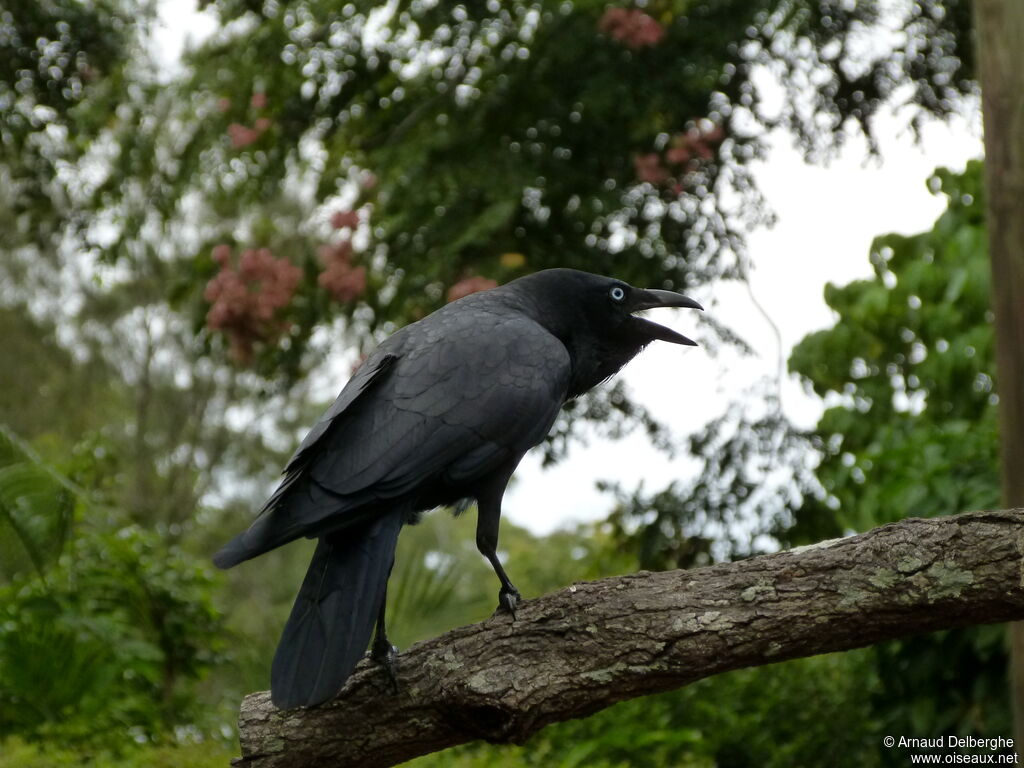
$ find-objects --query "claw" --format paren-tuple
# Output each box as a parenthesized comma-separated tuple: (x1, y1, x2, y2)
(369, 641, 400, 693)
(497, 586, 521, 619)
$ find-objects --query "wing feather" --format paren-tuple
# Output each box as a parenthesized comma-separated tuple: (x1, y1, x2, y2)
(221, 304, 571, 564)
(308, 310, 570, 500)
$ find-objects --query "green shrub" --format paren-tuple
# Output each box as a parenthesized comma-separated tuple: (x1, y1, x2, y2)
(0, 737, 235, 768)
(0, 527, 227, 748)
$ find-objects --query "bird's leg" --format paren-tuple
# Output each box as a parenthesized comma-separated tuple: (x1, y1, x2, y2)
(476, 491, 521, 618)
(368, 583, 399, 693)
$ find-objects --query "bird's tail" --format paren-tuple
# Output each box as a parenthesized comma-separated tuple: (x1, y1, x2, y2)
(270, 507, 404, 709)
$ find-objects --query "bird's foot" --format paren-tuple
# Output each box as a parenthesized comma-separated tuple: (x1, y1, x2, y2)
(369, 640, 400, 693)
(496, 585, 521, 619)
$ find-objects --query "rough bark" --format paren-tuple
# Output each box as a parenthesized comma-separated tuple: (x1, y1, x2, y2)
(234, 509, 1024, 767)
(973, 0, 1024, 754)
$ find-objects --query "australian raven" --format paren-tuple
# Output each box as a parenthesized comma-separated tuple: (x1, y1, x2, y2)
(214, 268, 702, 708)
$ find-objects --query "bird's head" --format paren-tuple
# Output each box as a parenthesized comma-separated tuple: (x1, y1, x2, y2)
(504, 269, 703, 395)
(509, 268, 703, 346)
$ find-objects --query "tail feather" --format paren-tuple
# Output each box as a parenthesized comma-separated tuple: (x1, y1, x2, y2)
(270, 508, 404, 708)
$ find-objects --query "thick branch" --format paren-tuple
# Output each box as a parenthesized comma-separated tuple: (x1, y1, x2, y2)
(234, 509, 1024, 767)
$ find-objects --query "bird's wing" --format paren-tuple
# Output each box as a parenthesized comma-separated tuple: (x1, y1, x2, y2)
(212, 351, 399, 569)
(215, 306, 571, 567)
(252, 349, 397, 517)
(306, 307, 570, 504)
(283, 350, 398, 474)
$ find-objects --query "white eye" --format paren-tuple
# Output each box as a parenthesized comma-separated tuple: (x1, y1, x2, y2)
(609, 285, 626, 302)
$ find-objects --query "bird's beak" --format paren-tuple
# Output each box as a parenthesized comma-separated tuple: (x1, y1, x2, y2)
(632, 289, 704, 346)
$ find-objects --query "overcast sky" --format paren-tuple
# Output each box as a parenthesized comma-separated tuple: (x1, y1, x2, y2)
(154, 2, 984, 534)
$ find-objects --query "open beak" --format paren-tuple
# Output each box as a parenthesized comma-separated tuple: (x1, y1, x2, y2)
(632, 288, 704, 346)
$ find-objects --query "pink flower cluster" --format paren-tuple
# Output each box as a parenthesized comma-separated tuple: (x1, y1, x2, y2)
(330, 209, 360, 230)
(204, 245, 302, 362)
(633, 121, 726, 192)
(447, 275, 497, 303)
(225, 91, 272, 149)
(634, 153, 669, 186)
(228, 118, 272, 149)
(317, 239, 367, 303)
(598, 7, 665, 49)
(317, 209, 367, 302)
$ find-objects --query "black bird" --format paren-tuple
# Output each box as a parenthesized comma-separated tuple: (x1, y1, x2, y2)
(214, 268, 702, 708)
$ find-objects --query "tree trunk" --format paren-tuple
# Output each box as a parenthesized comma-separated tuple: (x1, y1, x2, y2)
(972, 0, 1024, 755)
(232, 509, 1024, 768)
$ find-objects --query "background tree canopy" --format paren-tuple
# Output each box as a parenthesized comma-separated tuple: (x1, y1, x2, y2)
(0, 0, 996, 766)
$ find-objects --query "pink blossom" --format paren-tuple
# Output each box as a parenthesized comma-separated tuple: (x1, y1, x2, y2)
(692, 139, 714, 160)
(634, 152, 668, 185)
(228, 117, 272, 149)
(599, 8, 665, 49)
(330, 210, 361, 230)
(211, 243, 232, 265)
(702, 124, 725, 145)
(216, 97, 232, 112)
(204, 246, 302, 362)
(665, 146, 691, 165)
(317, 240, 353, 265)
(447, 276, 498, 303)
(227, 123, 262, 149)
(319, 264, 367, 303)
(317, 239, 367, 303)
(251, 92, 268, 109)
(664, 123, 723, 168)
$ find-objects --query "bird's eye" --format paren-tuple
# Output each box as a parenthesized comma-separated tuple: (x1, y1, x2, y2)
(609, 286, 626, 302)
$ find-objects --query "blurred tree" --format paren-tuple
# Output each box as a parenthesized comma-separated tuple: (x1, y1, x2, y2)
(0, 0, 992, 761)
(0, 0, 137, 256)
(972, 0, 1024, 750)
(34, 0, 977, 447)
(0, 0, 984, 529)
(788, 162, 1005, 756)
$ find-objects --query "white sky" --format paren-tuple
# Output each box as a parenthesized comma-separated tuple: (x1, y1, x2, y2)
(153, 2, 984, 534)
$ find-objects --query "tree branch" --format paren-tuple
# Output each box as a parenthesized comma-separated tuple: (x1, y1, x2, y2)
(233, 509, 1024, 767)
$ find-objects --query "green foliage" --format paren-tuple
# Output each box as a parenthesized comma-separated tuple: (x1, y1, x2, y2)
(0, 424, 229, 749)
(606, 161, 1002, 766)
(0, 426, 79, 581)
(611, 164, 997, 568)
(789, 160, 997, 537)
(0, 737, 235, 768)
(0, 526, 228, 747)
